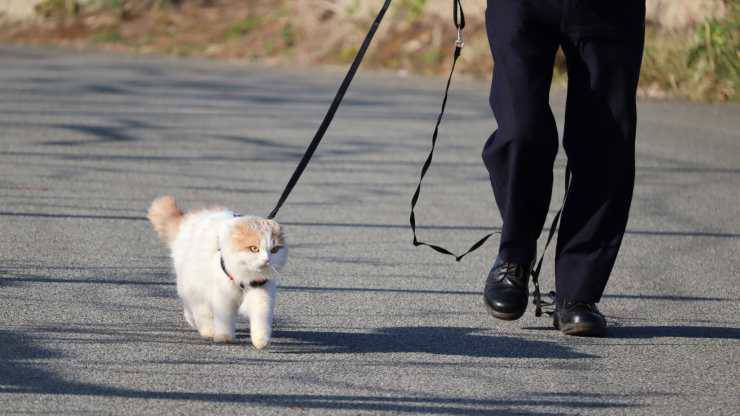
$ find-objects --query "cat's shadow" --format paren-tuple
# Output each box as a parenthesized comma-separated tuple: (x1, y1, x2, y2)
(241, 326, 595, 359)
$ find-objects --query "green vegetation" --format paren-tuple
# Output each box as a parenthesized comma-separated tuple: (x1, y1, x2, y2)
(263, 39, 274, 55)
(638, 3, 739, 103)
(95, 0, 123, 10)
(34, 0, 79, 17)
(153, 0, 181, 8)
(225, 16, 261, 39)
(421, 49, 442, 66)
(167, 42, 206, 56)
(281, 22, 296, 48)
(399, 0, 427, 21)
(641, 28, 694, 97)
(8, 0, 738, 103)
(687, 2, 739, 101)
(339, 46, 358, 63)
(345, 0, 361, 17)
(92, 27, 123, 43)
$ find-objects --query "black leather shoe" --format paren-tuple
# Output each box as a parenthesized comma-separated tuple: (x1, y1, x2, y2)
(553, 298, 607, 337)
(483, 258, 533, 320)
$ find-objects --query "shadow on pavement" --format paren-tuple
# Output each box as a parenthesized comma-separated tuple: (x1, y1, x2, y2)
(2, 208, 739, 239)
(607, 326, 740, 339)
(272, 326, 596, 359)
(0, 328, 632, 415)
(601, 294, 732, 302)
(522, 325, 740, 340)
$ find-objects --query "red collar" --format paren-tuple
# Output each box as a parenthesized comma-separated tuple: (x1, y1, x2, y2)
(219, 255, 237, 281)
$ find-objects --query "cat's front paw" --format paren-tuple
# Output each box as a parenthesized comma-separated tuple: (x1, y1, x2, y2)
(198, 327, 215, 339)
(213, 334, 236, 344)
(251, 336, 271, 350)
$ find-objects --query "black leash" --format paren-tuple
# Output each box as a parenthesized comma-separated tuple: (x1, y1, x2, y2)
(406, 0, 571, 314)
(267, 0, 393, 220)
(531, 165, 570, 316)
(410, 0, 495, 262)
(263, 0, 568, 317)
(410, 0, 487, 262)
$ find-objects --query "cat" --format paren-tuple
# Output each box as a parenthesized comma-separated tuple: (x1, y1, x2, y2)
(147, 195, 286, 349)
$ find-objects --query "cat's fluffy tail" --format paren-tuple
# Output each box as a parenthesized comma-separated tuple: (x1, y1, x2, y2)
(147, 195, 183, 245)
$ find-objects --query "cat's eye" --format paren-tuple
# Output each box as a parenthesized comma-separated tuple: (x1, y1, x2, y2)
(270, 246, 282, 254)
(248, 245, 260, 253)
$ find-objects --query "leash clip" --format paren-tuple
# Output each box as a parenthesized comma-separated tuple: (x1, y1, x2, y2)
(455, 28, 464, 49)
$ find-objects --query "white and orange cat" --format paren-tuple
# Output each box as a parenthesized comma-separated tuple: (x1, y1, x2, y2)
(147, 196, 286, 349)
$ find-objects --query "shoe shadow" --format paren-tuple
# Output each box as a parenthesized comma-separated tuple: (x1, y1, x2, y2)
(271, 326, 595, 359)
(607, 325, 740, 340)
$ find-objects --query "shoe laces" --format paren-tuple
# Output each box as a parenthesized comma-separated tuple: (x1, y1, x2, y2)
(494, 262, 555, 317)
(494, 262, 528, 287)
(496, 262, 519, 279)
(501, 261, 531, 278)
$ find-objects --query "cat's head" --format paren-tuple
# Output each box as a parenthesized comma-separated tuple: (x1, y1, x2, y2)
(220, 217, 287, 288)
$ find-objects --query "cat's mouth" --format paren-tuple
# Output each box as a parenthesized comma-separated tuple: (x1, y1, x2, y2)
(249, 278, 268, 288)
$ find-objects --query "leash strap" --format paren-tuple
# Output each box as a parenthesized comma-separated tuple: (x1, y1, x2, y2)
(531, 165, 570, 316)
(409, 1, 573, 318)
(267, 0, 393, 220)
(410, 0, 498, 262)
(263, 0, 569, 314)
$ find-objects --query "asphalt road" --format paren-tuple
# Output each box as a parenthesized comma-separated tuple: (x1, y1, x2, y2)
(1, 45, 738, 415)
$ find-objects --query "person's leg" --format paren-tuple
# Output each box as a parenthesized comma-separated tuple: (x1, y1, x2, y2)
(556, 6, 645, 304)
(482, 0, 563, 320)
(482, 0, 561, 265)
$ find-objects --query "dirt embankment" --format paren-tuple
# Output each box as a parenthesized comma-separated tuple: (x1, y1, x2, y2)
(1, 0, 737, 102)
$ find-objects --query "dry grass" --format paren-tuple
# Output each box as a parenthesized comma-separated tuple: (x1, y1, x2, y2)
(1, 0, 737, 102)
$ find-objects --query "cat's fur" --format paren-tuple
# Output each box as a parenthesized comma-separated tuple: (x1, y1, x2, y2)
(147, 195, 286, 349)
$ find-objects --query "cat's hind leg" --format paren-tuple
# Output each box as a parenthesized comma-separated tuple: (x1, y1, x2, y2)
(183, 306, 196, 329)
(192, 302, 215, 339)
(212, 302, 237, 344)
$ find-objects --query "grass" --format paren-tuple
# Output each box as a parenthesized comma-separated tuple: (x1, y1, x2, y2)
(399, 0, 427, 22)
(421, 49, 443, 66)
(281, 23, 296, 48)
(34, 0, 79, 17)
(3, 0, 737, 103)
(167, 42, 206, 56)
(641, 28, 695, 97)
(96, 0, 124, 11)
(686, 2, 739, 101)
(92, 27, 123, 43)
(638, 4, 739, 102)
(225, 16, 260, 39)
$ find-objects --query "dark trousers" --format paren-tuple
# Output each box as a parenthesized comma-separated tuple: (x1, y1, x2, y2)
(482, 0, 645, 302)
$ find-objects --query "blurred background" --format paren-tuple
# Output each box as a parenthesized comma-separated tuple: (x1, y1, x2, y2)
(0, 0, 737, 102)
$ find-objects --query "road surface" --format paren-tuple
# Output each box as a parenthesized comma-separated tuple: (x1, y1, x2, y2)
(1, 45, 738, 415)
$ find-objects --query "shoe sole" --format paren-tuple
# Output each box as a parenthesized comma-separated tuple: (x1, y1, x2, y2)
(554, 318, 607, 337)
(484, 299, 525, 321)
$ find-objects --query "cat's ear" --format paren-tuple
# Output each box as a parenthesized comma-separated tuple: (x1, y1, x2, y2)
(268, 220, 285, 246)
(217, 221, 232, 249)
